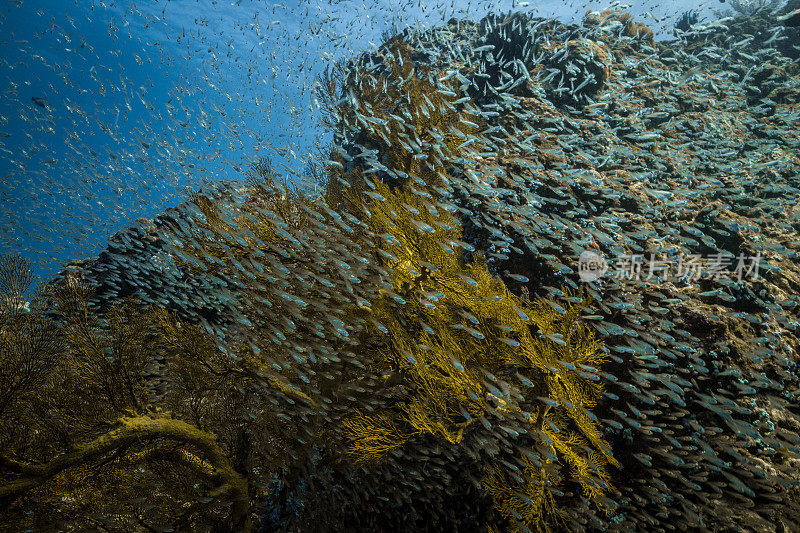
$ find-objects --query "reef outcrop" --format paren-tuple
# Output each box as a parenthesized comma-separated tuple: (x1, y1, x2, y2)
(59, 9, 800, 532)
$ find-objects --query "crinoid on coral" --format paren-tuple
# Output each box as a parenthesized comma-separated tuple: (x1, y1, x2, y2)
(681, 2, 800, 62)
(319, 35, 484, 199)
(537, 38, 612, 107)
(674, 10, 702, 35)
(467, 12, 549, 99)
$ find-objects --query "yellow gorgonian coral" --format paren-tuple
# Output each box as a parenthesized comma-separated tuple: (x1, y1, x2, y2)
(341, 181, 618, 531)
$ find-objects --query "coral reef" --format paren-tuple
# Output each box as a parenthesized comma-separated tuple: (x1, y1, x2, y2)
(303, 8, 800, 531)
(6, 7, 800, 533)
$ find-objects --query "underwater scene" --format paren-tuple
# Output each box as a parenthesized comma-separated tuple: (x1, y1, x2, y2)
(3, 0, 800, 531)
